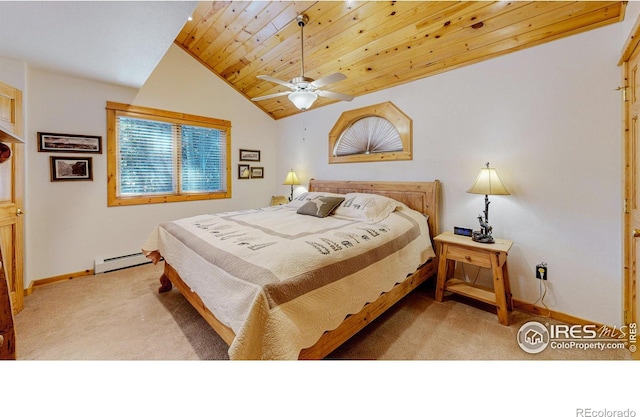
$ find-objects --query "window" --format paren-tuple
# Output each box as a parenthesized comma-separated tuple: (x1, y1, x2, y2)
(328, 101, 412, 164)
(106, 102, 231, 206)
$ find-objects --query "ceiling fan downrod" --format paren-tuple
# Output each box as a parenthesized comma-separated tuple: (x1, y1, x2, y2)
(295, 14, 311, 83)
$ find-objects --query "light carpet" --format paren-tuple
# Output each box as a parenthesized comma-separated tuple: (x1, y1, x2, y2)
(13, 262, 631, 360)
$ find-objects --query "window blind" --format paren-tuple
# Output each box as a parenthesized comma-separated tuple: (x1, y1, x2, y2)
(116, 116, 227, 196)
(180, 125, 226, 193)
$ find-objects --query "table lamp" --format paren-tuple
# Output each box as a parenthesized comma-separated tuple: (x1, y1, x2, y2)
(283, 169, 300, 201)
(467, 162, 510, 243)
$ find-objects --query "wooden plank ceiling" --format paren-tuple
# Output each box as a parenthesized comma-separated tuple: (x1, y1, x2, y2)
(175, 1, 626, 120)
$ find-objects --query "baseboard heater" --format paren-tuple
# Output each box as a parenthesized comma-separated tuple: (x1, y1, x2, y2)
(94, 252, 151, 274)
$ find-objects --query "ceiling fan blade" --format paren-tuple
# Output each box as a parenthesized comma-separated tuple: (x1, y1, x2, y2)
(310, 72, 347, 89)
(251, 91, 291, 101)
(257, 75, 295, 89)
(317, 90, 354, 102)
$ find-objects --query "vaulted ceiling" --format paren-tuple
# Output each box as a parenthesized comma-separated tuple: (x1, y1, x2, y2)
(175, 1, 626, 120)
(0, 1, 197, 88)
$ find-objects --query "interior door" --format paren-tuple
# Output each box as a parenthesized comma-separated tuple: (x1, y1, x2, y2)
(0, 81, 24, 314)
(623, 23, 640, 360)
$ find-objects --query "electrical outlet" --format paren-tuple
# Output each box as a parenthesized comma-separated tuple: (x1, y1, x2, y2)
(536, 263, 548, 280)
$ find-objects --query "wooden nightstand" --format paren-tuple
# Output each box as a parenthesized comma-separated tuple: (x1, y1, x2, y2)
(270, 195, 288, 206)
(434, 231, 514, 325)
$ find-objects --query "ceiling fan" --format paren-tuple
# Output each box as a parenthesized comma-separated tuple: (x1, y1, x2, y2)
(251, 14, 354, 111)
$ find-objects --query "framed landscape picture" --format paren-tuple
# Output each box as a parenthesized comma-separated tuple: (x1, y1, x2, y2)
(239, 149, 260, 162)
(250, 166, 264, 179)
(50, 156, 93, 181)
(38, 132, 102, 153)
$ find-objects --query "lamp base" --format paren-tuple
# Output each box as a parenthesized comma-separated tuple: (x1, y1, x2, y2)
(472, 231, 495, 244)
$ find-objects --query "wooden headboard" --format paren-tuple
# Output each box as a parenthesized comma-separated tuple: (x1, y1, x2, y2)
(308, 179, 441, 240)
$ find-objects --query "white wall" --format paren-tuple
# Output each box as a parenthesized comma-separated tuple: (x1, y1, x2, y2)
(0, 56, 27, 92)
(22, 45, 278, 286)
(275, 23, 626, 326)
(623, 0, 640, 36)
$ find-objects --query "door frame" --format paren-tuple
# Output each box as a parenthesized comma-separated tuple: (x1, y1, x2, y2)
(0, 81, 24, 312)
(621, 15, 640, 360)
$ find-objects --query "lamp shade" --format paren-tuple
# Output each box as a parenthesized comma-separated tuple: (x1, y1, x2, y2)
(283, 170, 300, 186)
(289, 91, 317, 110)
(467, 163, 510, 196)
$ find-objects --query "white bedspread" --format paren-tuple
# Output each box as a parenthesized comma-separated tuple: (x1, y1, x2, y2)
(142, 203, 435, 359)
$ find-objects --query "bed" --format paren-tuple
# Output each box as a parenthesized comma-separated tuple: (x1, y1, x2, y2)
(142, 179, 441, 359)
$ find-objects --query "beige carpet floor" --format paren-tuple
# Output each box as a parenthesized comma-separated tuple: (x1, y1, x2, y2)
(13, 262, 631, 361)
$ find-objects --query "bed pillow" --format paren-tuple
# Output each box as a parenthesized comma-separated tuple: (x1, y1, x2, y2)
(296, 196, 345, 218)
(286, 192, 345, 208)
(333, 193, 400, 223)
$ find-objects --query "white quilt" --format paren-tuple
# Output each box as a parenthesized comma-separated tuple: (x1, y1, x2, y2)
(142, 203, 435, 359)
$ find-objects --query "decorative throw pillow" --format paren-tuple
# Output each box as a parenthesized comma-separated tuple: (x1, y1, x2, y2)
(332, 193, 400, 223)
(286, 192, 345, 208)
(296, 196, 345, 218)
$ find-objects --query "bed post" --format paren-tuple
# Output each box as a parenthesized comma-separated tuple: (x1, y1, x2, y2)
(159, 271, 172, 293)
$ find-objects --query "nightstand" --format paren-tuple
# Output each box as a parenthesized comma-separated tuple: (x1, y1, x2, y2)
(434, 231, 514, 325)
(270, 195, 288, 206)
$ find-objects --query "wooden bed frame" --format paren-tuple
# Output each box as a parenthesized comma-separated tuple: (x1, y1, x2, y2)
(159, 179, 441, 359)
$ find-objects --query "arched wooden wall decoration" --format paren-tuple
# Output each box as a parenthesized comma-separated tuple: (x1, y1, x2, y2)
(328, 101, 412, 164)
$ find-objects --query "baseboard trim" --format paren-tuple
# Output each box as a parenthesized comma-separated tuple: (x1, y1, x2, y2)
(25, 269, 94, 295)
(513, 298, 605, 328)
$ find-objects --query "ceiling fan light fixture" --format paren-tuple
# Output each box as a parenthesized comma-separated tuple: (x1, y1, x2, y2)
(252, 14, 353, 112)
(289, 90, 317, 110)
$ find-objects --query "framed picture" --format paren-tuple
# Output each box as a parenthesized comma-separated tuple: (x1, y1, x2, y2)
(238, 164, 251, 179)
(239, 149, 260, 162)
(50, 156, 93, 181)
(250, 166, 264, 179)
(38, 132, 102, 153)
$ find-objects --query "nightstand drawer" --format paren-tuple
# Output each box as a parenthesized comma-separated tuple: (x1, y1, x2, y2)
(446, 245, 492, 268)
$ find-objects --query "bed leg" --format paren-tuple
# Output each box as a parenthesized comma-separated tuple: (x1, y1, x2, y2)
(159, 273, 173, 293)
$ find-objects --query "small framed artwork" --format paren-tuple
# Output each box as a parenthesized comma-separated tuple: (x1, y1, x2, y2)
(239, 149, 260, 162)
(50, 156, 93, 181)
(238, 164, 251, 179)
(250, 166, 264, 179)
(38, 132, 102, 153)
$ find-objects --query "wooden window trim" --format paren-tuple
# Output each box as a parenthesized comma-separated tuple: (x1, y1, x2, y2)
(106, 101, 232, 207)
